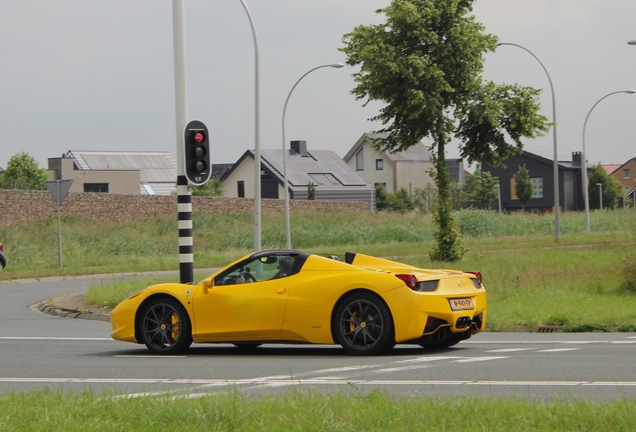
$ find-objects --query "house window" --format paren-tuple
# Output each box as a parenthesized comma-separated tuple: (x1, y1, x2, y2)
(625, 186, 631, 194)
(84, 183, 108, 193)
(531, 178, 543, 199)
(356, 149, 364, 171)
(374, 182, 386, 190)
(375, 159, 383, 170)
(624, 169, 630, 179)
(237, 181, 245, 198)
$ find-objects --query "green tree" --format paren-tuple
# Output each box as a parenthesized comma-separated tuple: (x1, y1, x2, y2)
(0, 152, 48, 190)
(588, 163, 623, 210)
(341, 0, 549, 261)
(464, 169, 498, 209)
(387, 187, 415, 212)
(514, 164, 533, 212)
(307, 182, 316, 200)
(375, 184, 389, 211)
(191, 179, 223, 197)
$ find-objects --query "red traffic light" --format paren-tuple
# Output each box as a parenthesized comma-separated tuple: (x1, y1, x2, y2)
(192, 131, 205, 144)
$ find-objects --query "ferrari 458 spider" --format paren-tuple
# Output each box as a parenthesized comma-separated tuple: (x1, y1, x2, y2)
(110, 250, 487, 355)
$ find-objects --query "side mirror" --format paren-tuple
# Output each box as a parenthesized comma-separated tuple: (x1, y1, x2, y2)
(202, 278, 214, 293)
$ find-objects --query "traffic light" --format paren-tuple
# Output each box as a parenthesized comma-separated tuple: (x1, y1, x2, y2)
(183, 120, 211, 186)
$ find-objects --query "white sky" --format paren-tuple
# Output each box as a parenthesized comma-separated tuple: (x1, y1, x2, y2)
(1, 0, 635, 172)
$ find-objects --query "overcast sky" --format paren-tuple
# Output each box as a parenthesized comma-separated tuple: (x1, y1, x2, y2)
(1, 0, 635, 173)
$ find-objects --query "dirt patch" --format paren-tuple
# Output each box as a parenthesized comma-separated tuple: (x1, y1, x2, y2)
(49, 292, 112, 315)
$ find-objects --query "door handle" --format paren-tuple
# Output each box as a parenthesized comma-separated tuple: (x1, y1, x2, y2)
(277, 288, 287, 295)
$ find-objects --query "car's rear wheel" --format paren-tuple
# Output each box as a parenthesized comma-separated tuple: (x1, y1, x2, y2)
(333, 292, 394, 355)
(139, 297, 192, 354)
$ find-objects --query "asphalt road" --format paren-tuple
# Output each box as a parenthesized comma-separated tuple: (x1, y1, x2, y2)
(1, 276, 635, 400)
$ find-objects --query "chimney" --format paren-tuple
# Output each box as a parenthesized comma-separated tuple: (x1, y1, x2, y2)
(572, 151, 582, 166)
(290, 140, 307, 157)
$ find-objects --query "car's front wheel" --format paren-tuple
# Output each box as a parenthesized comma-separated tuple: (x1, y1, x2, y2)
(333, 292, 394, 355)
(139, 297, 192, 354)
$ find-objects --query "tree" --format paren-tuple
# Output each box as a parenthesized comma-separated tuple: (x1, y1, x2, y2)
(387, 187, 415, 212)
(307, 182, 316, 200)
(0, 152, 48, 190)
(588, 163, 623, 210)
(191, 179, 223, 197)
(341, 0, 549, 261)
(375, 183, 389, 210)
(514, 164, 533, 212)
(463, 169, 497, 209)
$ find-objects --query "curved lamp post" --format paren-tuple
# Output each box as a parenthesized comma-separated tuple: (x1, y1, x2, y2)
(582, 89, 635, 232)
(281, 63, 344, 249)
(238, 0, 261, 251)
(498, 42, 560, 241)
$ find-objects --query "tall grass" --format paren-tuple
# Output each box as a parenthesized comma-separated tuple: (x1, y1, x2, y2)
(2, 209, 634, 280)
(0, 390, 635, 431)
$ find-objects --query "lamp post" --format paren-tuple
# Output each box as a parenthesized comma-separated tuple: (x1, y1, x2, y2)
(498, 42, 560, 241)
(597, 183, 603, 210)
(581, 90, 635, 232)
(496, 183, 501, 213)
(238, 0, 261, 251)
(281, 63, 344, 249)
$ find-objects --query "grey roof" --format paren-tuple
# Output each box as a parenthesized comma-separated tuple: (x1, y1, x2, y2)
(260, 149, 369, 188)
(65, 150, 177, 183)
(344, 132, 432, 163)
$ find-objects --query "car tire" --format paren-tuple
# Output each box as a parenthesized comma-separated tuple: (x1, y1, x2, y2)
(139, 297, 193, 355)
(333, 292, 394, 355)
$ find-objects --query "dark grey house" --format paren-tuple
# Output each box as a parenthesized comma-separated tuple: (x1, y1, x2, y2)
(220, 141, 374, 203)
(480, 151, 586, 212)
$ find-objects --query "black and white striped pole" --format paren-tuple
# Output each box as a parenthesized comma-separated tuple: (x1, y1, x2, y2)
(178, 122, 211, 284)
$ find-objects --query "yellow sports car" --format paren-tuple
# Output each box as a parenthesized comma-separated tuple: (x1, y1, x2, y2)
(111, 250, 487, 355)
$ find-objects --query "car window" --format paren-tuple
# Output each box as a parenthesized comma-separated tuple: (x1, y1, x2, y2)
(214, 255, 296, 286)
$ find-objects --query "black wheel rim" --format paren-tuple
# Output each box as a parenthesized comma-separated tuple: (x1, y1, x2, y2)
(142, 303, 182, 352)
(339, 299, 384, 350)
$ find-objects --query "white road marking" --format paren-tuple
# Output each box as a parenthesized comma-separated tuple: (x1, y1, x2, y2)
(395, 356, 460, 363)
(537, 348, 580, 353)
(452, 356, 510, 363)
(487, 348, 533, 353)
(371, 365, 432, 373)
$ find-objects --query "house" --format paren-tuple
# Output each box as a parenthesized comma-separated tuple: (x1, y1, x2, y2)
(342, 132, 464, 194)
(47, 150, 177, 195)
(480, 150, 587, 212)
(606, 157, 636, 201)
(220, 140, 373, 203)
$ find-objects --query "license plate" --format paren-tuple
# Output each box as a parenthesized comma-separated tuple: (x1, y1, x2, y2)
(449, 298, 474, 311)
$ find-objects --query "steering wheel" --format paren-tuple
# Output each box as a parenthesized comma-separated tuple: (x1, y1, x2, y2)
(239, 271, 257, 282)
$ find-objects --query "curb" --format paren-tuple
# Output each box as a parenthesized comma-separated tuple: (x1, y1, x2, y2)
(36, 301, 111, 322)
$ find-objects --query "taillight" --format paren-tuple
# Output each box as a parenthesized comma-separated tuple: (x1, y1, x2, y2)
(465, 271, 482, 285)
(0, 243, 3, 252)
(396, 274, 417, 290)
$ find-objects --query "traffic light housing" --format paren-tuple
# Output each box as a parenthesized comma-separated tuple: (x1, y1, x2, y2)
(183, 120, 211, 186)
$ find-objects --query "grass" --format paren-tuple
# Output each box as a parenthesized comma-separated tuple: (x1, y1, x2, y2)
(3, 208, 635, 331)
(2, 209, 636, 425)
(0, 389, 635, 431)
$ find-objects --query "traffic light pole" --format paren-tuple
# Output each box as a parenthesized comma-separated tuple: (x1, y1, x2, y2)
(172, 0, 193, 283)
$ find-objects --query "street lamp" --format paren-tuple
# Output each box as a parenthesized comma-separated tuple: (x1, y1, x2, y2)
(597, 183, 603, 210)
(498, 42, 560, 241)
(581, 89, 635, 232)
(238, 0, 262, 251)
(281, 63, 344, 249)
(628, 40, 636, 45)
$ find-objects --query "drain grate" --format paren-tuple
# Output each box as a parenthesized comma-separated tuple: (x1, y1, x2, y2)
(537, 325, 563, 333)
